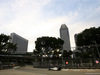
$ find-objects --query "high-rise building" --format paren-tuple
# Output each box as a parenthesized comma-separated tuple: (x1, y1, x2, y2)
(60, 24, 71, 52)
(10, 33, 28, 54)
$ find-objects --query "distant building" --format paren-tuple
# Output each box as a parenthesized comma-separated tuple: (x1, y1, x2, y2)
(10, 33, 28, 54)
(60, 24, 71, 52)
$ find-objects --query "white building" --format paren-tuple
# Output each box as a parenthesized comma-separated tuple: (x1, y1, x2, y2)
(60, 24, 71, 52)
(10, 33, 28, 54)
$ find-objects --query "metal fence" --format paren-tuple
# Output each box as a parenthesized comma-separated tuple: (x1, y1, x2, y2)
(33, 58, 100, 69)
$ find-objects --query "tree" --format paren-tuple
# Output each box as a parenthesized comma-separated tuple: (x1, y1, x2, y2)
(76, 27, 100, 46)
(0, 34, 17, 54)
(34, 37, 64, 57)
(75, 47, 93, 58)
(0, 34, 10, 53)
(6, 42, 17, 54)
(63, 50, 72, 58)
(76, 27, 100, 58)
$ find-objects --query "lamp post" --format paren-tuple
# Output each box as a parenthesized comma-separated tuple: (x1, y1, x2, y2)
(93, 41, 100, 59)
(62, 49, 63, 67)
(42, 53, 43, 67)
(41, 47, 45, 67)
(91, 48, 96, 60)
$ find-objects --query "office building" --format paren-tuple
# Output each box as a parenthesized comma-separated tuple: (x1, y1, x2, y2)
(10, 33, 28, 54)
(60, 24, 71, 52)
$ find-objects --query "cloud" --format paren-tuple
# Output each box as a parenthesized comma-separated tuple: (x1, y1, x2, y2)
(0, 0, 52, 51)
(0, 0, 100, 52)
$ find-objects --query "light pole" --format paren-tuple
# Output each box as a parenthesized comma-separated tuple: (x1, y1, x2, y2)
(93, 41, 100, 59)
(62, 49, 63, 67)
(41, 47, 45, 67)
(91, 48, 96, 60)
(42, 54, 43, 67)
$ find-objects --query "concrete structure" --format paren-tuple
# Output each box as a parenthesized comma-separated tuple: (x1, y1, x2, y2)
(10, 33, 28, 54)
(60, 24, 71, 52)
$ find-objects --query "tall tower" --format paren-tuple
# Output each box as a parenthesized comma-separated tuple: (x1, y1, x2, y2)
(60, 24, 71, 52)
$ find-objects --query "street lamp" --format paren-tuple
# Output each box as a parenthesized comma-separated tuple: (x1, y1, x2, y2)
(62, 49, 63, 67)
(41, 47, 45, 67)
(93, 41, 100, 59)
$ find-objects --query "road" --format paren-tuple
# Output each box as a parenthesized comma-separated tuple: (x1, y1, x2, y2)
(0, 65, 100, 75)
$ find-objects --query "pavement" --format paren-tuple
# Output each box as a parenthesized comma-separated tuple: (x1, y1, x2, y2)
(0, 65, 100, 75)
(62, 69, 100, 72)
(0, 69, 37, 75)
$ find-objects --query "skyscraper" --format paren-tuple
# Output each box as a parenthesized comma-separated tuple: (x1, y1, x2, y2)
(10, 33, 28, 54)
(60, 24, 71, 52)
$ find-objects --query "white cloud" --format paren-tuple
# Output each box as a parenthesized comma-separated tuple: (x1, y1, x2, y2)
(0, 0, 100, 52)
(0, 0, 52, 52)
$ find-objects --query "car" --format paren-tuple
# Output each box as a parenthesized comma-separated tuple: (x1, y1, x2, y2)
(48, 64, 62, 71)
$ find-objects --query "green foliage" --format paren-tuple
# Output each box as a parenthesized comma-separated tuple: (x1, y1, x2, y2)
(76, 27, 100, 58)
(0, 34, 10, 51)
(6, 42, 17, 54)
(0, 34, 17, 54)
(63, 50, 72, 58)
(76, 27, 100, 46)
(34, 37, 64, 57)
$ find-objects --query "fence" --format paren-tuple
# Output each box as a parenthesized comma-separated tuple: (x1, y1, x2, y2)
(33, 58, 100, 69)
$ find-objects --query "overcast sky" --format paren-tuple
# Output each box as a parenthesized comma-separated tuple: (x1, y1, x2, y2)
(0, 0, 100, 52)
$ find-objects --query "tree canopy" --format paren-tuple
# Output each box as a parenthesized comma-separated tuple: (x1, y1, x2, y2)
(75, 27, 100, 58)
(34, 37, 64, 57)
(0, 34, 17, 54)
(63, 50, 72, 58)
(76, 27, 100, 46)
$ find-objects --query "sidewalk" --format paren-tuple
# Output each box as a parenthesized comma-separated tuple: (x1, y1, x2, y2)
(62, 69, 100, 72)
(0, 69, 39, 75)
(1, 65, 100, 75)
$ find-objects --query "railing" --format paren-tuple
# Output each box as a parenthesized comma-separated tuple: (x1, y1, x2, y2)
(33, 58, 100, 69)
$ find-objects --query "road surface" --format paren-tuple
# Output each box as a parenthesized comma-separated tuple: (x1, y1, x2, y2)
(0, 65, 100, 75)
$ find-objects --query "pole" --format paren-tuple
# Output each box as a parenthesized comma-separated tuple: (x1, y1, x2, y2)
(92, 48, 96, 60)
(42, 55, 43, 67)
(62, 50, 63, 67)
(94, 41, 100, 59)
(42, 48, 44, 68)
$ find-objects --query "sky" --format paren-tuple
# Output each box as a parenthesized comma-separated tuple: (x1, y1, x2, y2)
(0, 0, 100, 52)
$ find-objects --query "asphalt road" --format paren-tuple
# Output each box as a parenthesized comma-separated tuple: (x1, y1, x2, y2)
(0, 65, 100, 75)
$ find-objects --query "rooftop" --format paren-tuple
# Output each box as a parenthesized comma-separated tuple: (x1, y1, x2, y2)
(60, 24, 68, 29)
